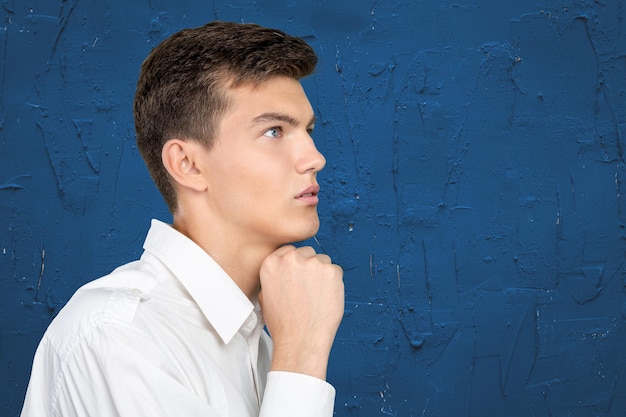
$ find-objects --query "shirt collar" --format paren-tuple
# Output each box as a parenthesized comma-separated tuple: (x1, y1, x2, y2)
(142, 219, 255, 344)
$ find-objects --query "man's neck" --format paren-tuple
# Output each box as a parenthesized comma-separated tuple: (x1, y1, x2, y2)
(172, 214, 276, 300)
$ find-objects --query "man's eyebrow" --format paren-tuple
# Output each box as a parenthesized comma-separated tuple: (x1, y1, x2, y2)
(251, 112, 317, 128)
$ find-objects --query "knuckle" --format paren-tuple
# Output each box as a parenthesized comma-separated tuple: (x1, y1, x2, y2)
(317, 254, 331, 264)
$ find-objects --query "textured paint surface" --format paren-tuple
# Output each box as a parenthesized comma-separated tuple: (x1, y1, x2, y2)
(1, 1, 625, 416)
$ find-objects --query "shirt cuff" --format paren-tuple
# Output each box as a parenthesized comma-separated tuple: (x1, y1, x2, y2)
(260, 371, 336, 417)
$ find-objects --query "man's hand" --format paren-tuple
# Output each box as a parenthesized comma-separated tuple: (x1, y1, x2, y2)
(258, 245, 344, 381)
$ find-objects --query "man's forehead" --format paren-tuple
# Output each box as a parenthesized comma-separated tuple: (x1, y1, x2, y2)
(224, 77, 315, 125)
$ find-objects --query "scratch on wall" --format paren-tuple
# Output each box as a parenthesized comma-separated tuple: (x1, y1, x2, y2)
(49, 0, 79, 59)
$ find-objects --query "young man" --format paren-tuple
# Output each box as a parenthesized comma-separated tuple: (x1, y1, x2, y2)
(21, 21, 344, 417)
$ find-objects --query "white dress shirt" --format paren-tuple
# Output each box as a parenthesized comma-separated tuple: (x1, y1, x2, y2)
(21, 219, 335, 417)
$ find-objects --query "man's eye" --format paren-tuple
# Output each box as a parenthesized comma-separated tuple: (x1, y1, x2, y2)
(263, 127, 282, 138)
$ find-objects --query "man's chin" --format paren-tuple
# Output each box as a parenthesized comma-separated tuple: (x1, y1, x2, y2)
(285, 222, 320, 245)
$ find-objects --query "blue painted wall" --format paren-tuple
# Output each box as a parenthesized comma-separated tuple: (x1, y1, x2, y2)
(2, 1, 625, 416)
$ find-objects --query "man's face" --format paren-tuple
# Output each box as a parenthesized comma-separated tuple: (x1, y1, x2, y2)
(198, 75, 326, 247)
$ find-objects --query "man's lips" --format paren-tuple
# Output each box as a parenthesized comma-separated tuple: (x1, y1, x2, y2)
(296, 185, 320, 198)
(296, 185, 320, 204)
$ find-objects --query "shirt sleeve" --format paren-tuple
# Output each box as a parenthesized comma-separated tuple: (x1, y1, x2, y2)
(259, 371, 336, 417)
(21, 323, 225, 417)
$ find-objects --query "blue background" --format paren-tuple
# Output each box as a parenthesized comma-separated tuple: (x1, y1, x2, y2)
(2, 1, 626, 416)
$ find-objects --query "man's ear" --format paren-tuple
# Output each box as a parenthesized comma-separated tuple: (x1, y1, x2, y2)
(162, 139, 208, 192)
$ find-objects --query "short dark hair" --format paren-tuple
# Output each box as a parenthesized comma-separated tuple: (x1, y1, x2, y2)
(134, 21, 318, 212)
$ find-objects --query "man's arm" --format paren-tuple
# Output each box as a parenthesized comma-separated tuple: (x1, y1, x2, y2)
(21, 323, 226, 417)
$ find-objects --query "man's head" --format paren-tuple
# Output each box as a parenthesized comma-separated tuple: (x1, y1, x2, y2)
(134, 21, 318, 212)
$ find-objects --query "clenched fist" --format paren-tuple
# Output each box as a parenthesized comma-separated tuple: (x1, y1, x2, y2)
(258, 245, 344, 380)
